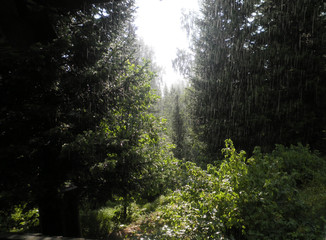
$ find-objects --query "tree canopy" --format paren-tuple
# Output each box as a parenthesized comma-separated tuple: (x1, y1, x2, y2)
(183, 0, 326, 161)
(0, 0, 173, 236)
(1, 0, 326, 239)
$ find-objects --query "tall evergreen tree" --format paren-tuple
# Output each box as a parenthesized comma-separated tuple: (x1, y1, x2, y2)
(187, 0, 326, 161)
(188, 0, 255, 159)
(248, 0, 326, 151)
(172, 94, 185, 159)
(0, 0, 145, 236)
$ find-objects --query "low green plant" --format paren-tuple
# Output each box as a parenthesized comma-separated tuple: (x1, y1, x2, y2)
(80, 196, 168, 240)
(155, 140, 326, 239)
(239, 144, 326, 239)
(80, 205, 119, 239)
(0, 203, 39, 233)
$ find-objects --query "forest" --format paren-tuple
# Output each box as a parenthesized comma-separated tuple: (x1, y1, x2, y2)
(0, 0, 325, 239)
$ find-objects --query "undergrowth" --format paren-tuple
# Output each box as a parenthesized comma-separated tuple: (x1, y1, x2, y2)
(123, 140, 326, 239)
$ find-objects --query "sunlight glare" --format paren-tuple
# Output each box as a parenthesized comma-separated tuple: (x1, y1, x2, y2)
(134, 0, 199, 87)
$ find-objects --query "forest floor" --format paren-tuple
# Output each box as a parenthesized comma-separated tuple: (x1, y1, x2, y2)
(108, 211, 163, 239)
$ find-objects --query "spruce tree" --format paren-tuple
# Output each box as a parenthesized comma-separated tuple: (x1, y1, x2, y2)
(172, 94, 185, 159)
(0, 1, 138, 235)
(187, 0, 326, 161)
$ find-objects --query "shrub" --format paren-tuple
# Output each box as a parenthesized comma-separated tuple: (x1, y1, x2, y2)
(80, 206, 118, 239)
(240, 144, 326, 239)
(0, 203, 39, 233)
(157, 140, 326, 239)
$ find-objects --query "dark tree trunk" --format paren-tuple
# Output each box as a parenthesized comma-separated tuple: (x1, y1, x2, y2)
(38, 190, 63, 236)
(62, 187, 81, 238)
(38, 186, 81, 237)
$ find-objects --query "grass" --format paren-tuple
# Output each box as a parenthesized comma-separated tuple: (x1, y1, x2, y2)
(80, 195, 169, 240)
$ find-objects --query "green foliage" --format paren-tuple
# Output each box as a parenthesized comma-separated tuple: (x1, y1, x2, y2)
(0, 1, 139, 235)
(97, 61, 178, 207)
(156, 140, 247, 239)
(186, 0, 326, 159)
(64, 58, 179, 214)
(81, 204, 120, 239)
(241, 144, 326, 239)
(0, 204, 39, 233)
(171, 94, 185, 159)
(159, 83, 205, 164)
(81, 196, 171, 240)
(156, 140, 326, 239)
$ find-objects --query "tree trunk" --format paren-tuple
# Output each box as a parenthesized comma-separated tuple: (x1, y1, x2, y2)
(38, 186, 81, 237)
(38, 190, 63, 236)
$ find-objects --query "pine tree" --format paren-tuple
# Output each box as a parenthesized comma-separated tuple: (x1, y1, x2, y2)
(0, 1, 138, 235)
(172, 94, 185, 159)
(187, 0, 326, 161)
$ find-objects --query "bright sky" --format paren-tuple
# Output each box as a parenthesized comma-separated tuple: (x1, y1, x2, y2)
(134, 0, 199, 88)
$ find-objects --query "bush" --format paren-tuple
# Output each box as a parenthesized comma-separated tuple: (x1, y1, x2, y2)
(80, 205, 119, 239)
(0, 203, 39, 233)
(80, 198, 167, 240)
(156, 140, 326, 239)
(240, 144, 326, 239)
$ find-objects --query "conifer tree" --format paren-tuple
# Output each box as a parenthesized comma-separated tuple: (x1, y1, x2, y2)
(172, 94, 185, 159)
(187, 0, 326, 161)
(0, 0, 164, 235)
